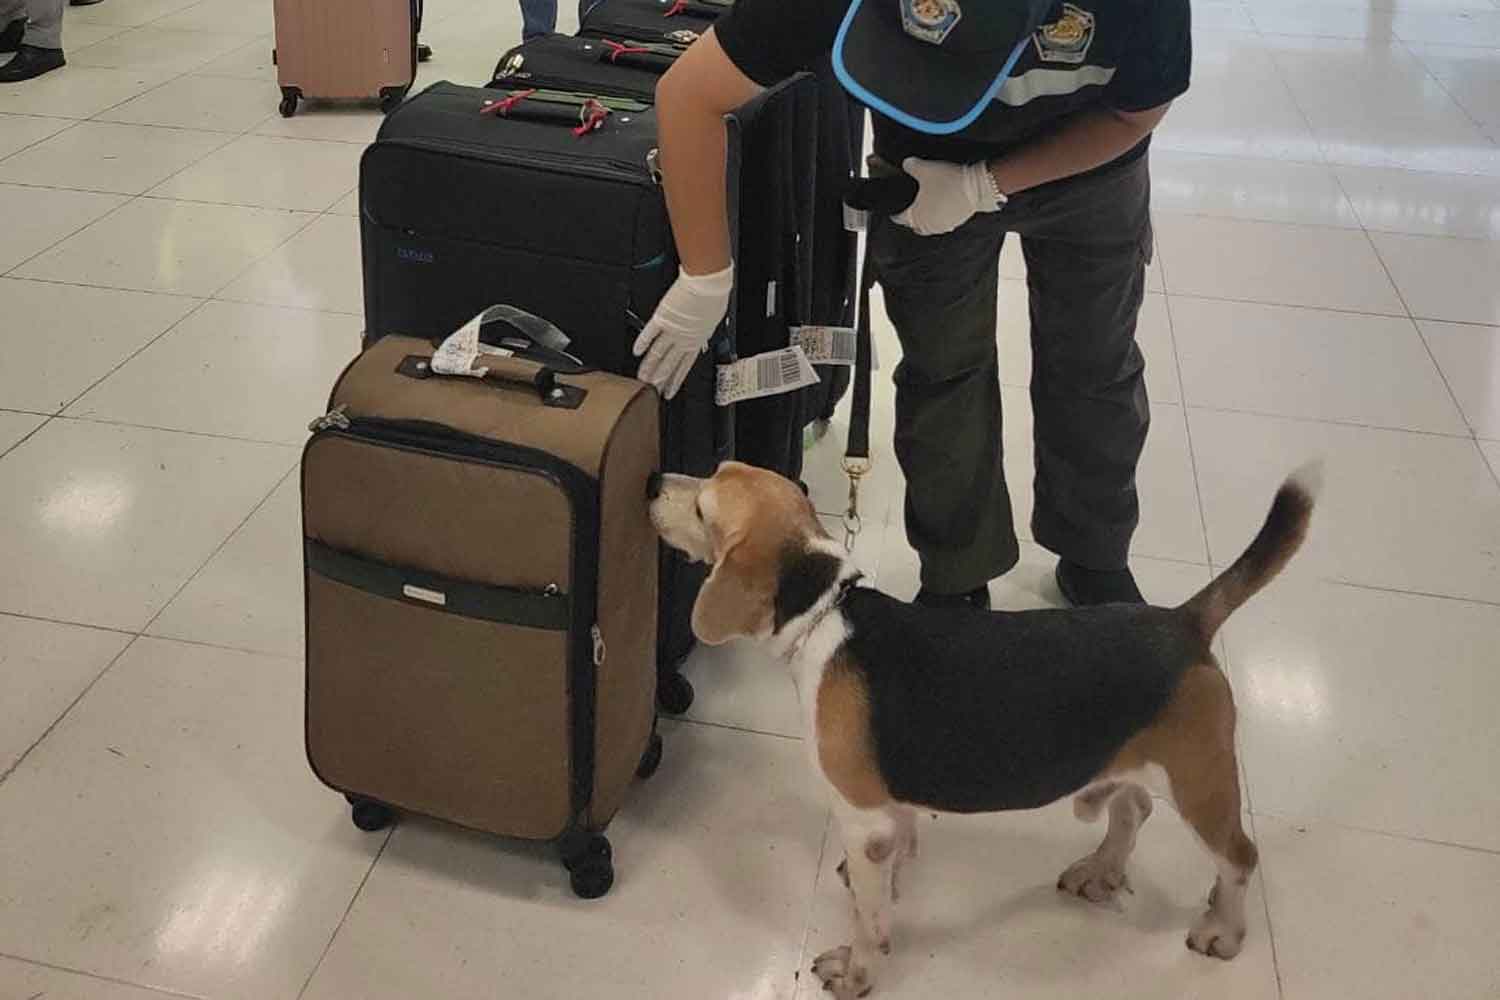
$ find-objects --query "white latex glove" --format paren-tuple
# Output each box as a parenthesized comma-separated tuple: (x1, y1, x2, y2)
(891, 156, 1004, 237)
(632, 263, 734, 399)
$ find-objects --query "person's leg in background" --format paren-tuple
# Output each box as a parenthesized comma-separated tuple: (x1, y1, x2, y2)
(0, 0, 67, 82)
(869, 211, 1019, 609)
(1018, 155, 1153, 605)
(0, 1, 25, 55)
(518, 0, 557, 39)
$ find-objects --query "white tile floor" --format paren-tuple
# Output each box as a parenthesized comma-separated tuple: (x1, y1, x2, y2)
(1, 0, 1499, 998)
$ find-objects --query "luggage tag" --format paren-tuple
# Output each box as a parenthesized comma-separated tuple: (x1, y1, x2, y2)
(714, 346, 820, 406)
(432, 306, 521, 378)
(790, 326, 856, 367)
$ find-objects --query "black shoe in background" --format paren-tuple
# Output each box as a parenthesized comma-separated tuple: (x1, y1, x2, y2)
(1055, 560, 1145, 607)
(0, 18, 24, 53)
(915, 586, 992, 612)
(0, 45, 65, 82)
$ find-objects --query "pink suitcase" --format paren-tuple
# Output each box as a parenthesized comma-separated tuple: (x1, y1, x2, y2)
(273, 0, 427, 117)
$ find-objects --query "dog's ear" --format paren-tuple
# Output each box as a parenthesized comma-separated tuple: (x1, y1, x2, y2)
(691, 543, 771, 645)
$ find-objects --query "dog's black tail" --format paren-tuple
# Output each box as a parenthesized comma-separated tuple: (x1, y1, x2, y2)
(1179, 463, 1321, 640)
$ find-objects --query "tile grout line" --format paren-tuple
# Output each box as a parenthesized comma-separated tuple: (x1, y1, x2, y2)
(1323, 575, 1500, 609)
(0, 456, 296, 790)
(0, 272, 362, 317)
(789, 812, 835, 998)
(2, 20, 329, 291)
(1398, 36, 1500, 142)
(136, 461, 300, 639)
(1140, 282, 1499, 329)
(0, 950, 206, 1000)
(294, 827, 395, 1000)
(1322, 138, 1497, 480)
(1181, 401, 1477, 442)
(0, 633, 142, 788)
(51, 298, 217, 415)
(1250, 809, 1500, 859)
(0, 607, 136, 638)
(675, 714, 803, 743)
(1234, 38, 1338, 1000)
(52, 403, 316, 449)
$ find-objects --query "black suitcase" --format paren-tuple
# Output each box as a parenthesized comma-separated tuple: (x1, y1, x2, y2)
(490, 32, 682, 102)
(359, 80, 708, 712)
(578, 0, 728, 47)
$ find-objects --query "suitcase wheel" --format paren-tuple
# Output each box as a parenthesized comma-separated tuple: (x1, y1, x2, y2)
(278, 87, 300, 118)
(417, 43, 433, 62)
(636, 731, 664, 781)
(560, 832, 615, 900)
(348, 796, 395, 832)
(657, 672, 694, 716)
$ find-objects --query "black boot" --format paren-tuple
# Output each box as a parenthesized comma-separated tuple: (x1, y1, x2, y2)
(1056, 560, 1145, 607)
(915, 585, 992, 612)
(0, 44, 65, 82)
(0, 18, 23, 53)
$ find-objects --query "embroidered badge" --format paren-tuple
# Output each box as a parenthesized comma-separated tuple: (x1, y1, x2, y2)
(666, 28, 700, 43)
(900, 0, 963, 46)
(1033, 3, 1095, 64)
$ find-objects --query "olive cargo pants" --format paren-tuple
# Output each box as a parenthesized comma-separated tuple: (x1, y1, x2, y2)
(869, 153, 1153, 594)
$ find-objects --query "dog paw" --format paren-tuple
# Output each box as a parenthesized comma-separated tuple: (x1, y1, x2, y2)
(812, 945, 873, 998)
(1057, 854, 1131, 903)
(1187, 911, 1245, 960)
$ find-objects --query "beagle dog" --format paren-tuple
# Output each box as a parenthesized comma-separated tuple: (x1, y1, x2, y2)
(649, 461, 1319, 999)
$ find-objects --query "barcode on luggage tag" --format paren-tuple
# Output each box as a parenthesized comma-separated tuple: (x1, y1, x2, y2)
(714, 347, 820, 406)
(790, 326, 858, 366)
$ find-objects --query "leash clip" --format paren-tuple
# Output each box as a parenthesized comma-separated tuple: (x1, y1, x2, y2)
(841, 456, 871, 552)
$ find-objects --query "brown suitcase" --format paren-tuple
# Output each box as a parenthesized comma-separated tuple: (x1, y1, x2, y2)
(301, 330, 661, 899)
(273, 0, 422, 117)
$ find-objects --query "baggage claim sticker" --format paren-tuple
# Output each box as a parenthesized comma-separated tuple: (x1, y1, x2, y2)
(715, 346, 820, 405)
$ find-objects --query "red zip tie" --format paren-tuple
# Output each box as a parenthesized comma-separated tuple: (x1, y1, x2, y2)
(573, 99, 609, 137)
(664, 0, 689, 15)
(480, 88, 535, 116)
(601, 39, 653, 62)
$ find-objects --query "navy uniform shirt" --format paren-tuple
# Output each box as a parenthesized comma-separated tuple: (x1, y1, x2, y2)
(716, 0, 1192, 175)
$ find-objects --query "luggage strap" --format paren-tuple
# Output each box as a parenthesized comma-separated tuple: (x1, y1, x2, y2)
(840, 171, 919, 551)
(598, 38, 681, 72)
(480, 88, 634, 135)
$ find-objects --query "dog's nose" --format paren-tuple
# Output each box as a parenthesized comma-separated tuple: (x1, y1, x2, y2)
(646, 472, 663, 500)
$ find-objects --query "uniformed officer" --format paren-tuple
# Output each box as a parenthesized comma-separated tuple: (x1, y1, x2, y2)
(632, 0, 1191, 608)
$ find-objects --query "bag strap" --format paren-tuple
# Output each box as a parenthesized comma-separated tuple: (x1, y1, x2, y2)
(596, 38, 683, 73)
(840, 171, 919, 549)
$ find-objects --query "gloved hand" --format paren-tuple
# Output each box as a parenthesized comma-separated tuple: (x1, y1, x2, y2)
(892, 156, 1004, 237)
(632, 262, 734, 399)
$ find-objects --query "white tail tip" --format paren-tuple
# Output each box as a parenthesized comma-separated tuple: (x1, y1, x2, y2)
(1288, 459, 1325, 502)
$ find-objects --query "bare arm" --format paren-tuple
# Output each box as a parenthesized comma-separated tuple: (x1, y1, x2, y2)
(655, 28, 763, 275)
(988, 103, 1172, 195)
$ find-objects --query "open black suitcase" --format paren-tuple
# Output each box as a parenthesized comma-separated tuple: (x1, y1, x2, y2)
(492, 28, 852, 479)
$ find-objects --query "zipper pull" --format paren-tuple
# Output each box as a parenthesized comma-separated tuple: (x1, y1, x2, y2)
(308, 404, 351, 433)
(591, 624, 606, 667)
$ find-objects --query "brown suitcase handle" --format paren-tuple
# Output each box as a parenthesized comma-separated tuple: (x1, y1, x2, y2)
(397, 354, 587, 409)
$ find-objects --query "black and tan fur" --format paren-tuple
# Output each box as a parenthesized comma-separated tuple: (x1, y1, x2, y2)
(649, 461, 1319, 999)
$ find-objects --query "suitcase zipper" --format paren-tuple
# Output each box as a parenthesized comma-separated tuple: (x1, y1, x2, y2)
(380, 136, 659, 189)
(591, 624, 606, 666)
